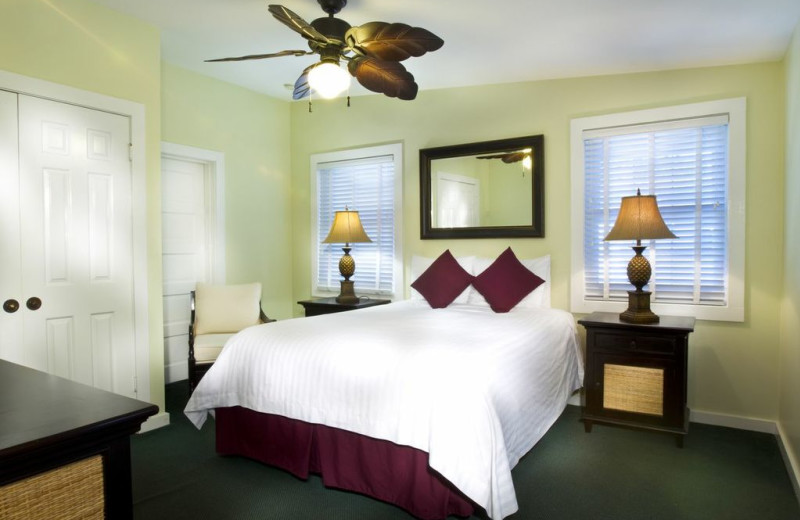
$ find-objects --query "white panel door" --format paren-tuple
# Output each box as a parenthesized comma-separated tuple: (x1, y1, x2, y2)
(435, 172, 479, 228)
(161, 156, 210, 382)
(0, 94, 136, 397)
(0, 91, 23, 362)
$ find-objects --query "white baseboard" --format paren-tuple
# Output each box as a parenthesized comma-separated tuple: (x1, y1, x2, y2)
(689, 409, 778, 434)
(138, 411, 170, 433)
(777, 423, 800, 508)
(165, 361, 188, 384)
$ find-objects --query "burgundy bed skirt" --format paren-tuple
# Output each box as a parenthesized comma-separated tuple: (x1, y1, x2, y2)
(215, 406, 475, 519)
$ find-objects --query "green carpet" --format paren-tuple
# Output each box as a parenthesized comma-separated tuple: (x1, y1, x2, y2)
(132, 383, 800, 519)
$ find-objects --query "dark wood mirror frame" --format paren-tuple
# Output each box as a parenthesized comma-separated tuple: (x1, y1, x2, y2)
(420, 135, 544, 239)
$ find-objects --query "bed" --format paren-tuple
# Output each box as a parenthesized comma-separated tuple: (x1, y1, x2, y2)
(185, 293, 583, 519)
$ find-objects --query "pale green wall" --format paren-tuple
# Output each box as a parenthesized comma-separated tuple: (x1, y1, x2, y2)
(485, 160, 533, 227)
(290, 63, 786, 422)
(780, 21, 800, 484)
(0, 0, 166, 411)
(161, 64, 294, 319)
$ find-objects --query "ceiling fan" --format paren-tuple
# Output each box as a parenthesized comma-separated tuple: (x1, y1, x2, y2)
(477, 149, 534, 176)
(476, 149, 533, 164)
(206, 0, 444, 101)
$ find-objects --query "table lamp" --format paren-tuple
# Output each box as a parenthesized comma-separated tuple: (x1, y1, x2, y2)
(323, 207, 372, 304)
(604, 189, 677, 324)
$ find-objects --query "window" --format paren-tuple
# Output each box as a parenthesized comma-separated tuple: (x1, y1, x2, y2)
(570, 98, 745, 321)
(311, 143, 403, 298)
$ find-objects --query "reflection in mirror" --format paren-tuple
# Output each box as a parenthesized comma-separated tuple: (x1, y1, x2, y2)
(431, 153, 533, 228)
(420, 135, 544, 239)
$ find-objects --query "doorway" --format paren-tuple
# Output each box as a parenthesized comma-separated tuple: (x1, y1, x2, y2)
(160, 143, 225, 383)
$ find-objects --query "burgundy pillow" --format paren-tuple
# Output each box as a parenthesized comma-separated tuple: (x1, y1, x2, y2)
(472, 247, 545, 313)
(411, 250, 474, 308)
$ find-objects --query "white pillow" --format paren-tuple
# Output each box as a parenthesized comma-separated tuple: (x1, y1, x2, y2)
(468, 254, 551, 308)
(194, 282, 262, 334)
(409, 255, 475, 304)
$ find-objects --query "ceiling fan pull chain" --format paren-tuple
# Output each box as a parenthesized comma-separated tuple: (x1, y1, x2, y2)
(347, 95, 351, 108)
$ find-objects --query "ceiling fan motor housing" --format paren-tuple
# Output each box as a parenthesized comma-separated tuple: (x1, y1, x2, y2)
(317, 0, 347, 15)
(310, 16, 351, 45)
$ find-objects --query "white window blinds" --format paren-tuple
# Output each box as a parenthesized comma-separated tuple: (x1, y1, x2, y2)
(583, 115, 729, 306)
(316, 154, 396, 295)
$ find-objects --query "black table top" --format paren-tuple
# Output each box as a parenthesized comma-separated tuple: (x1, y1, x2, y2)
(297, 297, 391, 309)
(0, 359, 158, 457)
(578, 311, 696, 333)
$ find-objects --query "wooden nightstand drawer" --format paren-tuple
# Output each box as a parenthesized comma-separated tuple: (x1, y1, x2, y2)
(594, 331, 677, 355)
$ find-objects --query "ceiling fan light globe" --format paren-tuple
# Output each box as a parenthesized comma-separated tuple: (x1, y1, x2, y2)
(522, 155, 532, 170)
(308, 62, 350, 99)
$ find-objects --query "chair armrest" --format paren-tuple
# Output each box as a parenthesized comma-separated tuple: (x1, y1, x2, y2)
(259, 307, 276, 324)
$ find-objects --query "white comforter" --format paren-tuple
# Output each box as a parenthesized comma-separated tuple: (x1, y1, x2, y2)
(185, 300, 584, 520)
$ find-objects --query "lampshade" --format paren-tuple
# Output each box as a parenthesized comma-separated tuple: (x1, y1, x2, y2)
(323, 209, 371, 245)
(604, 190, 677, 242)
(308, 61, 351, 99)
(604, 189, 676, 324)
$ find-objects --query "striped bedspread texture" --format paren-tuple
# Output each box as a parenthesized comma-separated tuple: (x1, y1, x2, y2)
(185, 299, 584, 520)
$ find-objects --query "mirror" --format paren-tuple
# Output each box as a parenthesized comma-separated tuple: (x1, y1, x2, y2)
(420, 135, 544, 239)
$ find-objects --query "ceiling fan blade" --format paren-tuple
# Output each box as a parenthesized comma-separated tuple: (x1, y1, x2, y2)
(205, 50, 312, 62)
(502, 152, 527, 164)
(348, 56, 418, 100)
(268, 4, 330, 44)
(476, 151, 529, 163)
(345, 22, 444, 62)
(477, 153, 513, 160)
(293, 64, 316, 100)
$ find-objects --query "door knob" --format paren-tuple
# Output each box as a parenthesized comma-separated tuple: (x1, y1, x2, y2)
(26, 297, 42, 311)
(3, 299, 19, 313)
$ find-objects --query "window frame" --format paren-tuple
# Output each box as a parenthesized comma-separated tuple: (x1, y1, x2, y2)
(310, 143, 403, 299)
(570, 98, 746, 322)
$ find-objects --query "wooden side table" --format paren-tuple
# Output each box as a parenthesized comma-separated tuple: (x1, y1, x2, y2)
(297, 297, 391, 317)
(578, 312, 695, 447)
(0, 360, 158, 519)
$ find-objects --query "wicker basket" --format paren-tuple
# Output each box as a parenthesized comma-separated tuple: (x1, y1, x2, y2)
(0, 455, 105, 519)
(603, 363, 664, 416)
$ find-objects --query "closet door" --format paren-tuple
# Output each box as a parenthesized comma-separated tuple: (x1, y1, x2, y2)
(0, 90, 23, 361)
(0, 94, 137, 397)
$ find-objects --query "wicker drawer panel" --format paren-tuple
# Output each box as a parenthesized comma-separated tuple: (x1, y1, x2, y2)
(0, 455, 104, 520)
(594, 332, 676, 354)
(603, 364, 664, 416)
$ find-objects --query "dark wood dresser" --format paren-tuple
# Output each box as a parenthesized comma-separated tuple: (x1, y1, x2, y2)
(0, 360, 158, 519)
(578, 312, 695, 447)
(298, 296, 391, 317)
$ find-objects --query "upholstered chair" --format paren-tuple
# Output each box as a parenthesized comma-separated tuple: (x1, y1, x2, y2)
(188, 282, 275, 391)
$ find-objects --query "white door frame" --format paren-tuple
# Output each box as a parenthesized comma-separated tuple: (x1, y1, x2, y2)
(160, 142, 226, 284)
(0, 70, 152, 409)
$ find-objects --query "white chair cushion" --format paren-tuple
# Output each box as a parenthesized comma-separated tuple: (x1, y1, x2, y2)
(194, 282, 262, 335)
(193, 333, 236, 363)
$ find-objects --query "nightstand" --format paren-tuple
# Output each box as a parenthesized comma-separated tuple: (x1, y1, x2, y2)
(297, 297, 391, 317)
(578, 311, 695, 447)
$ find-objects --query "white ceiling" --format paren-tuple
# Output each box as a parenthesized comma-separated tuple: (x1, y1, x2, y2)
(91, 0, 800, 100)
